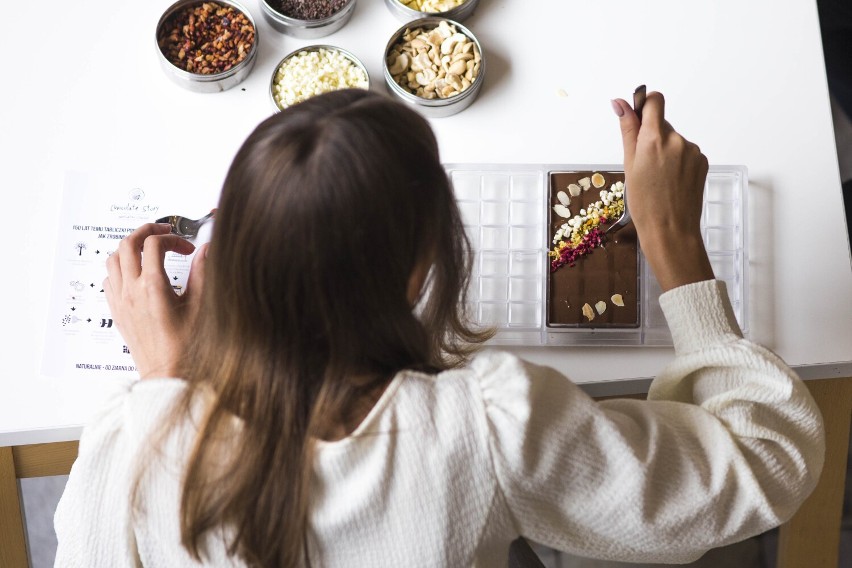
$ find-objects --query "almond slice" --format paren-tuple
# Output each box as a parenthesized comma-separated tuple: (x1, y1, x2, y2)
(611, 294, 624, 307)
(595, 301, 607, 315)
(591, 172, 606, 188)
(553, 204, 571, 219)
(578, 176, 592, 190)
(556, 191, 571, 206)
(568, 183, 582, 197)
(582, 303, 595, 321)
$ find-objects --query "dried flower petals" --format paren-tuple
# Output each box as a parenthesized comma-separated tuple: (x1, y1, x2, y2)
(611, 294, 624, 306)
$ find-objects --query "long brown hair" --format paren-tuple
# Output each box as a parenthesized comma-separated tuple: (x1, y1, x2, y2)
(169, 90, 490, 566)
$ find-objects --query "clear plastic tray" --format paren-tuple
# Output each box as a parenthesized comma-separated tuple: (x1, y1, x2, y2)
(445, 164, 748, 346)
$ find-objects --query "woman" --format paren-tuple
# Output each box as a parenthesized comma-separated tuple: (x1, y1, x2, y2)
(54, 89, 824, 567)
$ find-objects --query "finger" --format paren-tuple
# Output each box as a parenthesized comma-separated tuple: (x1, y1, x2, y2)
(638, 91, 666, 134)
(612, 98, 640, 170)
(106, 251, 122, 294)
(140, 234, 196, 285)
(118, 223, 173, 280)
(102, 276, 114, 313)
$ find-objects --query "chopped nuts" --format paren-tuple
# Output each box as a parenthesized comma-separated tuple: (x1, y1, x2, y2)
(387, 20, 480, 100)
(595, 301, 607, 315)
(549, 179, 626, 272)
(611, 294, 624, 306)
(157, 2, 255, 75)
(582, 303, 595, 321)
(591, 172, 606, 188)
(556, 191, 570, 206)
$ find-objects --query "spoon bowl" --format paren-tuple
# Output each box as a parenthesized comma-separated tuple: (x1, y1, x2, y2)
(155, 209, 216, 239)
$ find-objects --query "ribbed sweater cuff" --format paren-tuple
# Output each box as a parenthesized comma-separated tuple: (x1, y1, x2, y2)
(659, 279, 743, 354)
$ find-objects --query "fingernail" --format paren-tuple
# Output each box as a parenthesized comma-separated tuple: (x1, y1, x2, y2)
(611, 99, 624, 117)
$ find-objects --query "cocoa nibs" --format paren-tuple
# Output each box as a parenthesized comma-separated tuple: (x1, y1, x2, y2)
(158, 2, 255, 75)
(274, 0, 349, 20)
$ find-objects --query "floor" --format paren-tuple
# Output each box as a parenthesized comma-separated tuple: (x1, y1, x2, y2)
(17, 6, 852, 567)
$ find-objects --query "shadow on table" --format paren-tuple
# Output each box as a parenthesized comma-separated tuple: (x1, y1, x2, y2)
(745, 177, 776, 349)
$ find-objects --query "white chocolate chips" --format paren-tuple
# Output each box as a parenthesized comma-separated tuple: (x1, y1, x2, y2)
(398, 0, 467, 12)
(272, 48, 369, 110)
(387, 20, 481, 100)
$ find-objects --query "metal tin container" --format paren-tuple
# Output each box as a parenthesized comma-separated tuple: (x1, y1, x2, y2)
(260, 0, 356, 38)
(383, 0, 479, 23)
(155, 0, 258, 93)
(383, 17, 485, 118)
(269, 45, 370, 112)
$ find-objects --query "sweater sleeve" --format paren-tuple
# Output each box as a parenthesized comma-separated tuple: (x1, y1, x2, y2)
(54, 383, 142, 568)
(54, 379, 188, 568)
(474, 280, 825, 564)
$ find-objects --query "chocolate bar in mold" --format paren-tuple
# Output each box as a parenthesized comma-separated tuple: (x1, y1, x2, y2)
(547, 171, 639, 327)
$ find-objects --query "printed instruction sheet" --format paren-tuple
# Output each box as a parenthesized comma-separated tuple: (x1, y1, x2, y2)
(42, 171, 216, 380)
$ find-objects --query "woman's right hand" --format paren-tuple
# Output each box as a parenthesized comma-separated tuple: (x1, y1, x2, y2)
(611, 92, 714, 291)
(103, 223, 207, 379)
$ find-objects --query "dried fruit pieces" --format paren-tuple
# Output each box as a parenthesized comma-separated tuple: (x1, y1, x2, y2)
(158, 1, 256, 75)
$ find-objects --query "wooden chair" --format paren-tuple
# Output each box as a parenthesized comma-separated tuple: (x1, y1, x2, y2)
(1, 441, 79, 567)
(509, 537, 547, 568)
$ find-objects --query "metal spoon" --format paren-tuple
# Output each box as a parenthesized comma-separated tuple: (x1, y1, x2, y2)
(155, 208, 216, 239)
(606, 84, 646, 234)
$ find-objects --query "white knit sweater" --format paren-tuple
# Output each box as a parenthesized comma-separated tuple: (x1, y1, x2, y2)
(53, 280, 825, 567)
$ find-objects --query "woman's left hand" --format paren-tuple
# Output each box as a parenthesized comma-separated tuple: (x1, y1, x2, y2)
(103, 223, 207, 379)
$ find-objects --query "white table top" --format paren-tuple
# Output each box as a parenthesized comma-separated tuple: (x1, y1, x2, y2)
(2, 0, 850, 446)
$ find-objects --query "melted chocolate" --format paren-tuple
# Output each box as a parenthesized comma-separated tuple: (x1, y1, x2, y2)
(547, 171, 639, 327)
